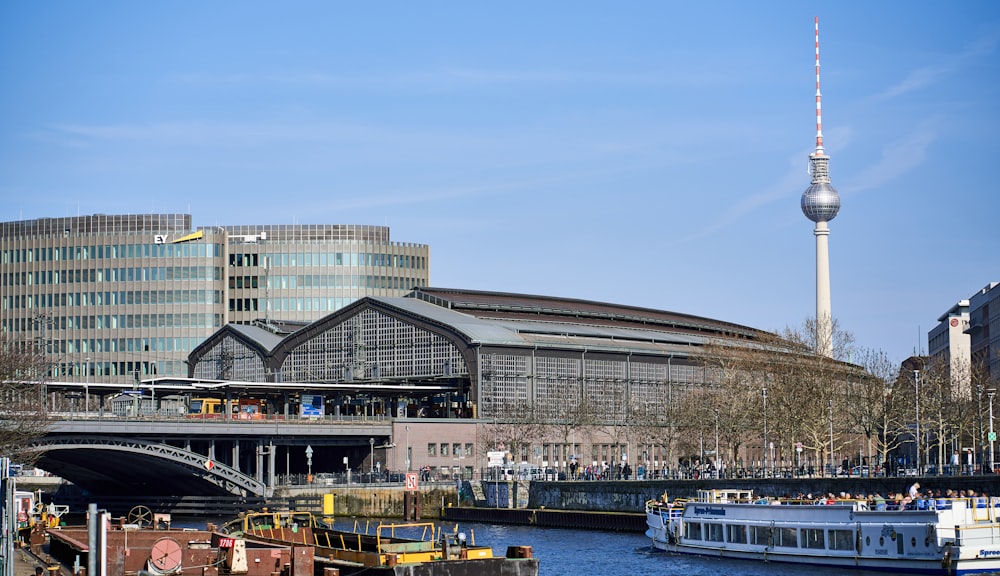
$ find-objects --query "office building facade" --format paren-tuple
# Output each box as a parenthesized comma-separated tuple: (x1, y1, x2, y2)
(968, 282, 1000, 384)
(0, 214, 429, 384)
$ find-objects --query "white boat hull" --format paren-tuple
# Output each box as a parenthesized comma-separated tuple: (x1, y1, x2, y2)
(645, 494, 1000, 576)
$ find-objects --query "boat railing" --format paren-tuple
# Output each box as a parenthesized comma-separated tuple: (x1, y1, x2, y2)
(645, 498, 688, 518)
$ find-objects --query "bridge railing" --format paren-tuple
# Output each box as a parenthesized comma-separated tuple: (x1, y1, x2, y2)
(47, 410, 392, 423)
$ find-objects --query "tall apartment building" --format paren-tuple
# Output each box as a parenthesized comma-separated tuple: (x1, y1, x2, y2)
(0, 214, 429, 383)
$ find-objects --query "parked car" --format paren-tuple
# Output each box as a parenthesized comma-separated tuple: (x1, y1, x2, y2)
(850, 465, 870, 477)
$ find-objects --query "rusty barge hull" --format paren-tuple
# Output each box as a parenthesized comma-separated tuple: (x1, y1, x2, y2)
(45, 528, 307, 576)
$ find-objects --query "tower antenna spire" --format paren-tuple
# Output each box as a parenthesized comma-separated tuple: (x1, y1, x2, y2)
(814, 16, 824, 154)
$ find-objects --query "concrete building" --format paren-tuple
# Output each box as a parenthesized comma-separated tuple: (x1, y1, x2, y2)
(928, 299, 971, 397)
(0, 214, 429, 384)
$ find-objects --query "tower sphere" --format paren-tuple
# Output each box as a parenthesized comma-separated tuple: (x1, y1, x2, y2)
(801, 181, 840, 223)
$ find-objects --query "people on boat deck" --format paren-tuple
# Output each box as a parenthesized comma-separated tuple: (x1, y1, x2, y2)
(872, 492, 886, 509)
(908, 482, 921, 499)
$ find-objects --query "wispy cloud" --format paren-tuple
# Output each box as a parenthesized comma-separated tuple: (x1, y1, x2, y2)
(667, 152, 806, 246)
(844, 127, 936, 195)
(873, 30, 1000, 100)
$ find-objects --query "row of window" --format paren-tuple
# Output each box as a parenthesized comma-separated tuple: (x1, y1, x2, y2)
(53, 359, 182, 379)
(2, 243, 222, 263)
(3, 245, 425, 270)
(3, 266, 222, 286)
(4, 290, 220, 311)
(230, 252, 426, 269)
(265, 275, 422, 291)
(228, 274, 422, 291)
(39, 337, 207, 358)
(427, 443, 475, 458)
(2, 314, 220, 335)
(684, 522, 855, 551)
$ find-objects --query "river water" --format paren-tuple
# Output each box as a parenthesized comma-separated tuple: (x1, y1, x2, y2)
(455, 522, 859, 576)
(183, 517, 860, 576)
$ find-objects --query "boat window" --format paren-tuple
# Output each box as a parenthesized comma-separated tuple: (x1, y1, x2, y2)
(749, 525, 769, 546)
(776, 527, 798, 548)
(801, 528, 824, 549)
(829, 530, 854, 551)
(705, 523, 724, 542)
(685, 522, 702, 540)
(727, 524, 748, 544)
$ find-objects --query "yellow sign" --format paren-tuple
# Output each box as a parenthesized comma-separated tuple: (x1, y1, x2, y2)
(170, 230, 204, 243)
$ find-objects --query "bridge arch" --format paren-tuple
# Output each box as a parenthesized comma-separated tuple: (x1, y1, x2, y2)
(30, 435, 268, 497)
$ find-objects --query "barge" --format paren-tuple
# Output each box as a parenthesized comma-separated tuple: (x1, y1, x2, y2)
(39, 512, 306, 576)
(219, 510, 539, 576)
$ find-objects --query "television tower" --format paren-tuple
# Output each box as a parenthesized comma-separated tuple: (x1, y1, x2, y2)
(800, 16, 840, 358)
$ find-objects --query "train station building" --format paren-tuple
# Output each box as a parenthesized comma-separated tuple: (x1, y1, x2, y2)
(187, 287, 800, 480)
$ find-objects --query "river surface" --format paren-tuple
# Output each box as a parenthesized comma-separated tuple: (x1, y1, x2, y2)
(451, 522, 871, 576)
(181, 517, 867, 576)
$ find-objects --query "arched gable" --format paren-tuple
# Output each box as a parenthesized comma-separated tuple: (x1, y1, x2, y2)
(276, 300, 473, 386)
(189, 325, 272, 380)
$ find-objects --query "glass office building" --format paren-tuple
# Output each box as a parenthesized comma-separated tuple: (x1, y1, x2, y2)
(0, 214, 429, 383)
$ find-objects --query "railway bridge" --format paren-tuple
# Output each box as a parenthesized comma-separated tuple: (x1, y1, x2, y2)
(33, 416, 393, 498)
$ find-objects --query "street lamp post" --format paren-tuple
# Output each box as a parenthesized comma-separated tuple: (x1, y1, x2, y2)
(85, 357, 91, 413)
(714, 409, 720, 479)
(762, 388, 768, 476)
(405, 425, 411, 471)
(914, 370, 921, 475)
(369, 437, 375, 478)
(828, 399, 834, 477)
(978, 385, 985, 475)
(305, 445, 313, 479)
(988, 390, 996, 474)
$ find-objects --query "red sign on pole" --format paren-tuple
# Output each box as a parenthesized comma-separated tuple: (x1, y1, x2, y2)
(405, 472, 419, 491)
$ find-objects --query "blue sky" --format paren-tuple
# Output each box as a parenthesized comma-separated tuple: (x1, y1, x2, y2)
(2, 2, 998, 365)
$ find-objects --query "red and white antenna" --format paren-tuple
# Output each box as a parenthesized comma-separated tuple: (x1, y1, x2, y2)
(814, 16, 824, 154)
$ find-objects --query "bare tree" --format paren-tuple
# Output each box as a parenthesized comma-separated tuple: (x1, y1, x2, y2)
(786, 316, 856, 362)
(629, 382, 684, 477)
(774, 319, 859, 473)
(843, 347, 900, 474)
(0, 334, 51, 465)
(969, 361, 998, 472)
(696, 340, 773, 474)
(542, 389, 598, 472)
(480, 400, 547, 466)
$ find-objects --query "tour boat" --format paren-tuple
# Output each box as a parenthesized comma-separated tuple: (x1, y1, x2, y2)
(646, 488, 1000, 575)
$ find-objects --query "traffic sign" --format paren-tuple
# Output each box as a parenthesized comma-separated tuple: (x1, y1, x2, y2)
(989, 432, 997, 442)
(405, 472, 419, 491)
